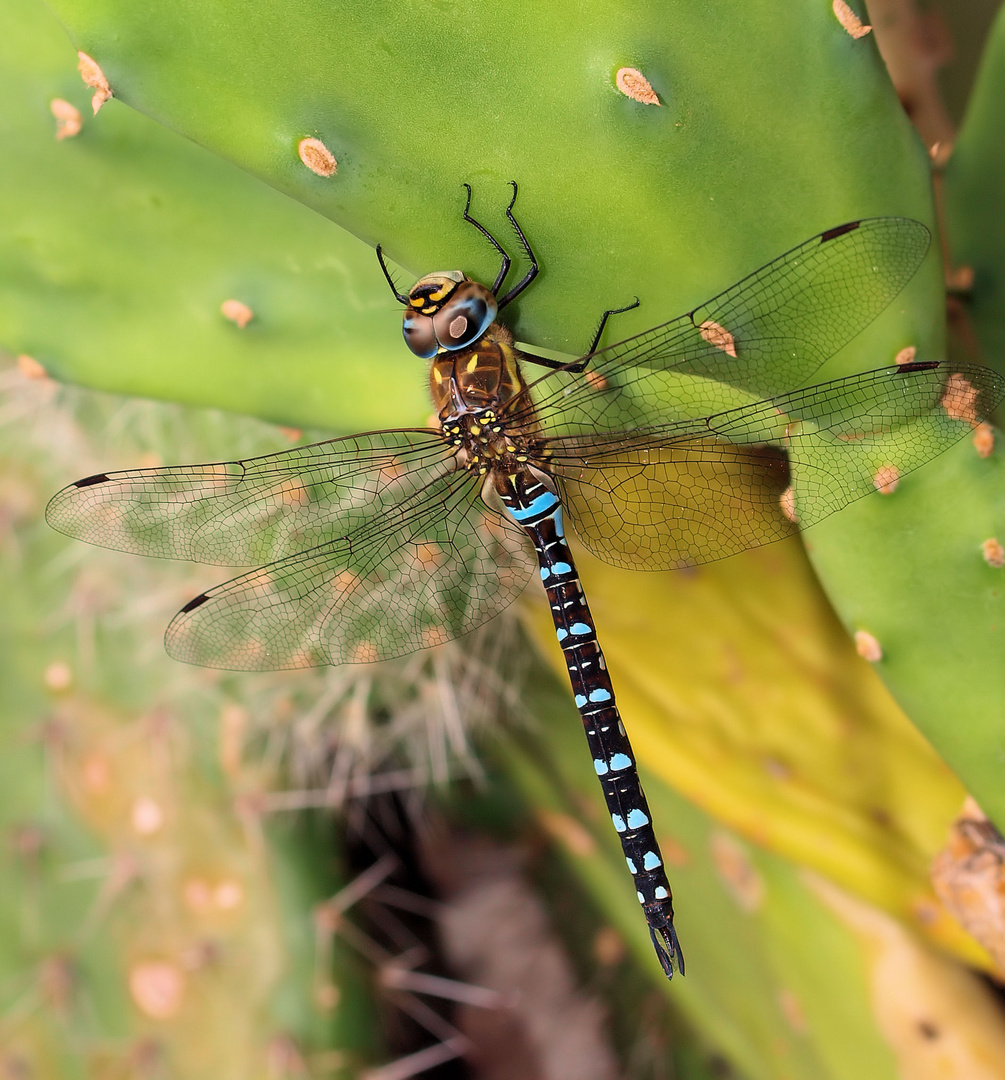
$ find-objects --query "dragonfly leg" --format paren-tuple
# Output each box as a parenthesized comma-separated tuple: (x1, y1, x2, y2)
(518, 297, 641, 371)
(560, 297, 641, 373)
(587, 296, 640, 354)
(461, 182, 514, 297)
(513, 300, 639, 371)
(375, 245, 409, 304)
(496, 181, 540, 308)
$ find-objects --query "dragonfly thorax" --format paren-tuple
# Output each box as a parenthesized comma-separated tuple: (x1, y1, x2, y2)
(440, 407, 533, 476)
(429, 328, 539, 476)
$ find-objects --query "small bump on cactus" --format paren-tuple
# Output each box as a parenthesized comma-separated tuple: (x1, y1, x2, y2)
(76, 50, 111, 113)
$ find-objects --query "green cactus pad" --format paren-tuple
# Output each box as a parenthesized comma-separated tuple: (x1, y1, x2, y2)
(31, 0, 937, 404)
(0, 0, 424, 432)
(944, 3, 1005, 379)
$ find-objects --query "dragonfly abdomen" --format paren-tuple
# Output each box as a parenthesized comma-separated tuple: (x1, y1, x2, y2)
(497, 469, 684, 977)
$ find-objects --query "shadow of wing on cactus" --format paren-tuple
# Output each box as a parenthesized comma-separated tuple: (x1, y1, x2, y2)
(46, 185, 1005, 980)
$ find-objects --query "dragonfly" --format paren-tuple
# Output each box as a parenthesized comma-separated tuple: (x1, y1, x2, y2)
(47, 184, 1003, 980)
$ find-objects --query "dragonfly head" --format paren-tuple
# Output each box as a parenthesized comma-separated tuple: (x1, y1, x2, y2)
(402, 272, 498, 358)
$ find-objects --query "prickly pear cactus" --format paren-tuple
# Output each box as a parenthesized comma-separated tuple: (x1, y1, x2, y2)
(12, 0, 939, 412)
(0, 0, 420, 432)
(944, 3, 1005, 375)
(801, 5, 1005, 831)
(0, 369, 381, 1077)
(4, 0, 1005, 1076)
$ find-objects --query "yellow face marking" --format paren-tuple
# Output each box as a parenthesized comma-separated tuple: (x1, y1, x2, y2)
(465, 354, 479, 374)
(429, 287, 447, 301)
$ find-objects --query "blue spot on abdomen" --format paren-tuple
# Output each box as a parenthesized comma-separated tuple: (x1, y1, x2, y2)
(508, 490, 560, 522)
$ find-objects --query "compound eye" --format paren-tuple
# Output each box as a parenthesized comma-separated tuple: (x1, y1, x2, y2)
(402, 312, 438, 358)
(431, 281, 497, 351)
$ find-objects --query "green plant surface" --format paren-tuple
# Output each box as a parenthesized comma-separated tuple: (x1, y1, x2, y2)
(34, 0, 938, 390)
(944, 1, 1005, 376)
(803, 433, 1005, 826)
(804, 3, 1005, 830)
(933, 0, 1004, 128)
(502, 659, 1005, 1080)
(0, 0, 423, 432)
(13, 0, 1000, 809)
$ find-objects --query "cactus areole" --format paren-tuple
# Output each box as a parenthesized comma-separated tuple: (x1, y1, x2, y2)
(47, 185, 1004, 981)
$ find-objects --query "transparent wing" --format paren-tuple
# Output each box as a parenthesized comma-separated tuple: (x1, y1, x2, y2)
(554, 442, 793, 570)
(508, 217, 932, 437)
(548, 362, 1003, 570)
(164, 468, 537, 670)
(46, 430, 454, 566)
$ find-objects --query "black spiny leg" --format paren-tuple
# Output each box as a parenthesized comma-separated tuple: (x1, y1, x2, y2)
(462, 181, 539, 306)
(587, 297, 641, 355)
(375, 245, 409, 304)
(561, 296, 640, 373)
(496, 181, 540, 308)
(520, 296, 641, 371)
(462, 183, 512, 296)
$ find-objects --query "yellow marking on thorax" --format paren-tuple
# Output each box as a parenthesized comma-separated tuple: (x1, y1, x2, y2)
(498, 339, 524, 378)
(465, 354, 480, 374)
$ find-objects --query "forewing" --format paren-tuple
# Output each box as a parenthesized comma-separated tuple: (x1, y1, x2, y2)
(164, 468, 536, 670)
(46, 430, 454, 566)
(549, 362, 1003, 570)
(512, 218, 931, 437)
